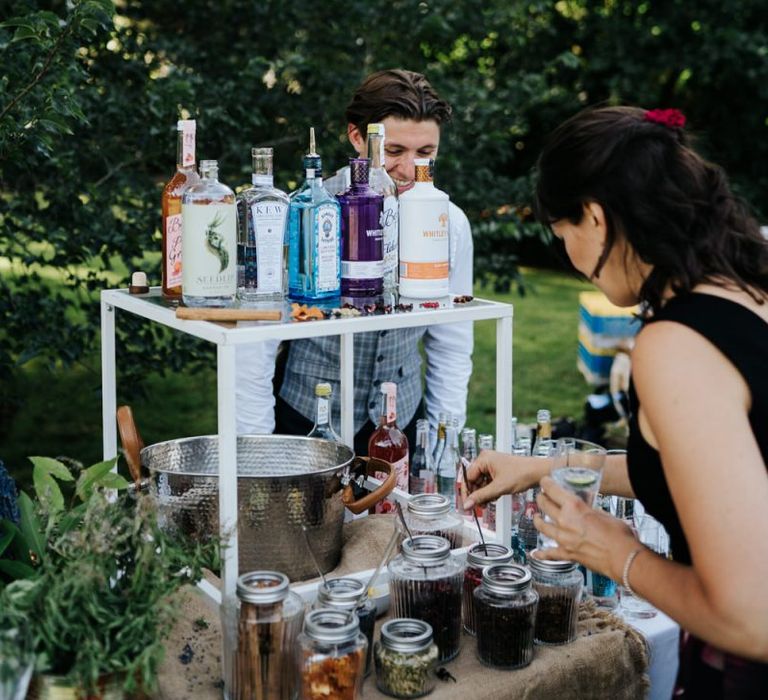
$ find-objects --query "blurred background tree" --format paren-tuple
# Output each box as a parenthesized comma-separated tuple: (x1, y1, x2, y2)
(1, 0, 766, 460)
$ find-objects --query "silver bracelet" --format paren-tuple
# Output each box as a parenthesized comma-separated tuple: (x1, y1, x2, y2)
(622, 546, 645, 596)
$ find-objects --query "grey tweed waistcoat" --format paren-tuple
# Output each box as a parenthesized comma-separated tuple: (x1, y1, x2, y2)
(280, 328, 425, 433)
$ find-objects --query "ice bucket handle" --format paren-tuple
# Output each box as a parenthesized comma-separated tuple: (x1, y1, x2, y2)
(342, 456, 397, 515)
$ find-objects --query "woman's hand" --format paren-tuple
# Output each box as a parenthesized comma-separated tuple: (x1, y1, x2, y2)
(462, 450, 547, 510)
(533, 475, 639, 581)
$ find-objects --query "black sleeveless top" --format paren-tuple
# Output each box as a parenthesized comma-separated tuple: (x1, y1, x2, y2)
(627, 293, 768, 565)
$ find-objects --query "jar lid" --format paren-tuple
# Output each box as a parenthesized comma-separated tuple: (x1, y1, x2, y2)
(236, 571, 289, 604)
(467, 542, 514, 567)
(304, 608, 360, 643)
(402, 535, 451, 564)
(527, 550, 579, 574)
(316, 577, 366, 610)
(481, 564, 532, 595)
(407, 493, 451, 517)
(380, 618, 434, 653)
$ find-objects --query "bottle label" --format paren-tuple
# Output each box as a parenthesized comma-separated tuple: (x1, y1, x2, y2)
(165, 213, 183, 287)
(181, 122, 196, 168)
(316, 400, 329, 425)
(386, 390, 397, 424)
(399, 197, 450, 284)
(399, 260, 450, 280)
(341, 259, 384, 279)
(315, 204, 339, 292)
(252, 201, 287, 293)
(381, 195, 399, 280)
(374, 454, 409, 514)
(182, 202, 237, 297)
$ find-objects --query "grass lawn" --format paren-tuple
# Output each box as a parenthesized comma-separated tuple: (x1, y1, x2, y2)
(1, 267, 596, 484)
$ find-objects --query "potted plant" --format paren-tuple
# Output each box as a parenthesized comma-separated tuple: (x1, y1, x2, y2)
(0, 456, 218, 699)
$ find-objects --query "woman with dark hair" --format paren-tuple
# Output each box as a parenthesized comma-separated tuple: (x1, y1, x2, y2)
(464, 105, 768, 696)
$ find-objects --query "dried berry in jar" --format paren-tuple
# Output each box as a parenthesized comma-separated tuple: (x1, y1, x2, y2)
(462, 542, 514, 636)
(528, 550, 582, 645)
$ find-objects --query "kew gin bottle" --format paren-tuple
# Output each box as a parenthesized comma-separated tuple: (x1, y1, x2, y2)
(236, 148, 289, 302)
(162, 119, 199, 302)
(338, 157, 384, 297)
(366, 123, 398, 300)
(181, 160, 237, 307)
(398, 158, 450, 299)
(368, 382, 409, 514)
(307, 382, 342, 442)
(288, 128, 341, 302)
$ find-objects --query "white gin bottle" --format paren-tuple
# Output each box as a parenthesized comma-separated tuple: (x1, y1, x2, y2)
(182, 160, 237, 307)
(236, 147, 289, 302)
(398, 158, 450, 299)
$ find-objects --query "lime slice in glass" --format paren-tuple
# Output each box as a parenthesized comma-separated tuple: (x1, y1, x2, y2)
(565, 473, 597, 488)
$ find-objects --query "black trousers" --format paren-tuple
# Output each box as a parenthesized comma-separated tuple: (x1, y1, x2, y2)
(275, 394, 423, 457)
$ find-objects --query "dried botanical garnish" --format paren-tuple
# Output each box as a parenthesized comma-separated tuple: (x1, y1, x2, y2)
(300, 650, 364, 700)
(453, 295, 474, 304)
(291, 303, 325, 321)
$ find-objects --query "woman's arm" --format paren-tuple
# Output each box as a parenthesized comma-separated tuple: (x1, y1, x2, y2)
(535, 320, 768, 661)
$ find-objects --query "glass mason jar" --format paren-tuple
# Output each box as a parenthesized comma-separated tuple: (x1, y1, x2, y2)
(403, 494, 463, 549)
(230, 570, 305, 700)
(388, 535, 464, 662)
(474, 564, 538, 669)
(374, 618, 439, 698)
(528, 551, 583, 645)
(462, 542, 514, 635)
(314, 577, 376, 676)
(297, 609, 367, 700)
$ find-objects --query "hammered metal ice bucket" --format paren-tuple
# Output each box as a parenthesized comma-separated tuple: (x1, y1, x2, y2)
(117, 407, 396, 581)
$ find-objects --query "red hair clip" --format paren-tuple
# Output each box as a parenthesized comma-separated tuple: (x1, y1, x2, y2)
(644, 108, 686, 129)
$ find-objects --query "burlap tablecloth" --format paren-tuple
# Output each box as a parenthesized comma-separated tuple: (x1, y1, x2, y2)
(156, 517, 649, 699)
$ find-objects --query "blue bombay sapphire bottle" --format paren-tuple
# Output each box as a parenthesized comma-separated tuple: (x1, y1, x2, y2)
(288, 128, 341, 302)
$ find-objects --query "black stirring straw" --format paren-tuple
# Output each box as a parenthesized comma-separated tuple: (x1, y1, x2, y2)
(461, 456, 487, 553)
(301, 525, 328, 587)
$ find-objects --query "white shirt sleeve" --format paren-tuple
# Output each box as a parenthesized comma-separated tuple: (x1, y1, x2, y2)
(235, 338, 281, 434)
(422, 203, 474, 433)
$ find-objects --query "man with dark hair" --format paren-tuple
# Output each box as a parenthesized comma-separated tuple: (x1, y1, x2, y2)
(236, 69, 473, 455)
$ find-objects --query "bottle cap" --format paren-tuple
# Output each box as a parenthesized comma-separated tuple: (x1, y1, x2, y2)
(128, 271, 149, 294)
(367, 123, 385, 136)
(380, 381, 397, 396)
(315, 382, 332, 397)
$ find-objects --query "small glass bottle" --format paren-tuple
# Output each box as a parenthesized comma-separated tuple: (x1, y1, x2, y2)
(314, 577, 376, 677)
(181, 159, 237, 307)
(398, 158, 450, 299)
(462, 542, 514, 635)
(230, 570, 305, 700)
(528, 550, 583, 645)
(436, 420, 458, 508)
(474, 564, 538, 669)
(297, 609, 367, 700)
(368, 382, 409, 514)
(478, 434, 497, 530)
(431, 412, 448, 466)
(589, 494, 618, 608)
(374, 618, 439, 699)
(307, 382, 342, 442)
(366, 123, 399, 302)
(457, 427, 480, 518)
(288, 128, 341, 303)
(337, 157, 384, 297)
(409, 419, 435, 495)
(532, 408, 554, 457)
(236, 147, 289, 302)
(403, 493, 463, 549)
(162, 118, 199, 302)
(388, 535, 464, 662)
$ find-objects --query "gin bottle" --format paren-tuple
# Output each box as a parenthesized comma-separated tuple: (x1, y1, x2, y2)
(288, 128, 341, 302)
(532, 409, 554, 457)
(368, 382, 409, 514)
(409, 418, 436, 495)
(398, 158, 450, 299)
(366, 123, 398, 299)
(437, 420, 459, 508)
(181, 160, 237, 307)
(236, 148, 289, 302)
(162, 119, 199, 302)
(307, 382, 342, 442)
(432, 411, 448, 465)
(337, 157, 384, 297)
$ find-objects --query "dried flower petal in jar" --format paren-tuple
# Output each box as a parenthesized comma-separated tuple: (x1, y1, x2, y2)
(314, 577, 376, 676)
(388, 535, 464, 662)
(374, 618, 439, 698)
(474, 564, 538, 669)
(462, 542, 514, 635)
(528, 550, 582, 645)
(231, 570, 305, 700)
(403, 494, 463, 549)
(297, 609, 367, 700)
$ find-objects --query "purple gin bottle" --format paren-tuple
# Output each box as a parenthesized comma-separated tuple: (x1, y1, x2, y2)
(338, 158, 384, 296)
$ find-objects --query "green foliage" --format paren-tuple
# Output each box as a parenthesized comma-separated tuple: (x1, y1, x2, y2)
(1, 0, 766, 419)
(0, 456, 217, 693)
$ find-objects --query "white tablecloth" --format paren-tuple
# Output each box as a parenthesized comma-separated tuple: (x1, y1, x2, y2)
(622, 607, 680, 700)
